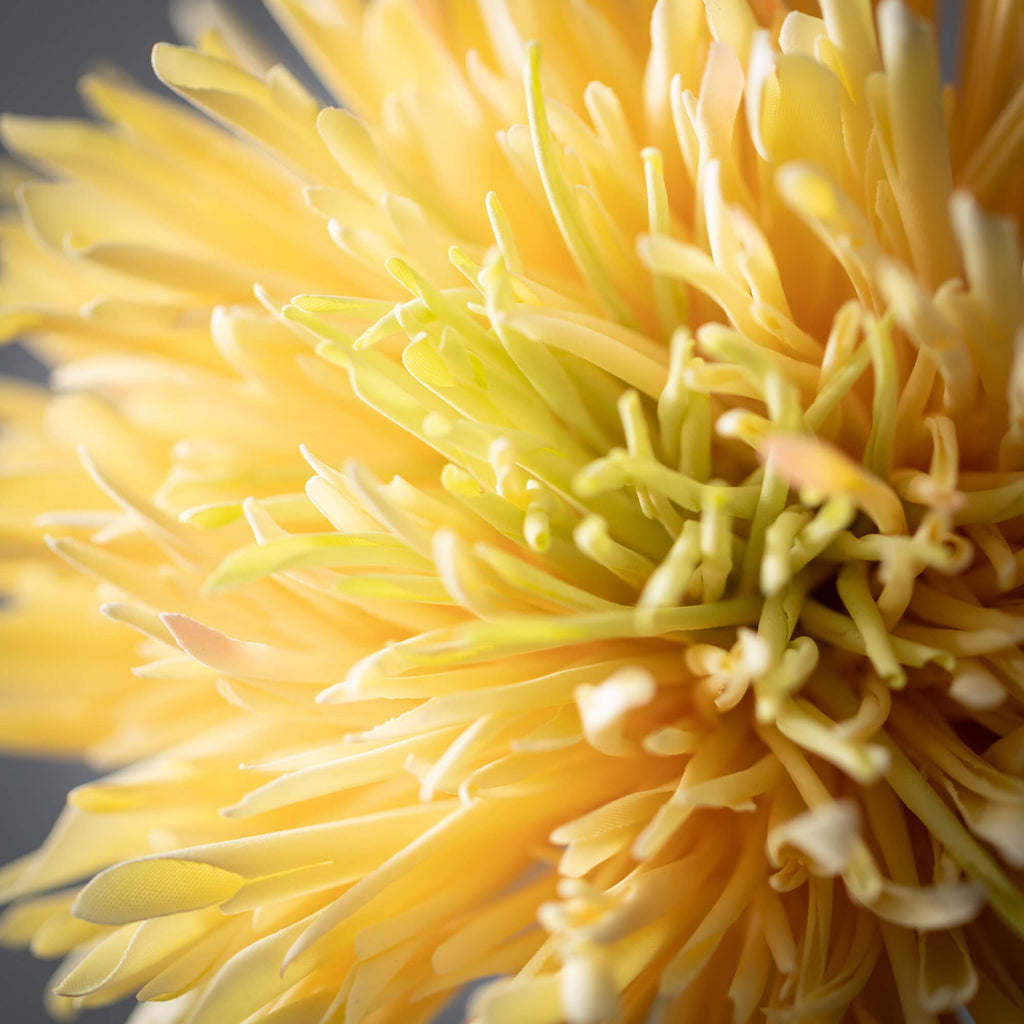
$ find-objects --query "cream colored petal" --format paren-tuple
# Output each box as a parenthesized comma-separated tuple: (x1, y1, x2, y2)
(767, 799, 862, 879)
(161, 613, 347, 683)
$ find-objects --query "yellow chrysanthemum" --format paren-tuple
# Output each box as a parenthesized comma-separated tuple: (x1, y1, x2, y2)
(2, 1, 1024, 1022)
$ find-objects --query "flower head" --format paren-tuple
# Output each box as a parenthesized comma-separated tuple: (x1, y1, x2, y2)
(1, 1, 1024, 1022)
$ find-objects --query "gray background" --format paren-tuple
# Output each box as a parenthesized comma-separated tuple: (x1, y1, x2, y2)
(0, 7, 307, 1023)
(0, 3, 962, 1024)
(0, 7, 179, 1021)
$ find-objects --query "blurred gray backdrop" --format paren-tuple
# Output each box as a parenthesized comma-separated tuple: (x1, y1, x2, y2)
(0, 6, 308, 1023)
(0, 2, 962, 1024)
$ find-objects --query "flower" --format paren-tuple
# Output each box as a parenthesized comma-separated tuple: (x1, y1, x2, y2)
(1, 0, 1023, 1021)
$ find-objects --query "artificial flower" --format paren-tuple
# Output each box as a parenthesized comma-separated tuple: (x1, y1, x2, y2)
(1, 1, 1023, 1022)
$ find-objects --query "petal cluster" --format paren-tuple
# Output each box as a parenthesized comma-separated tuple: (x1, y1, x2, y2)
(0, 2, 1023, 1023)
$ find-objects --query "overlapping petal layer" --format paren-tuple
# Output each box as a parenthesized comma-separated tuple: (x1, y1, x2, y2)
(2, 1, 1024, 1022)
